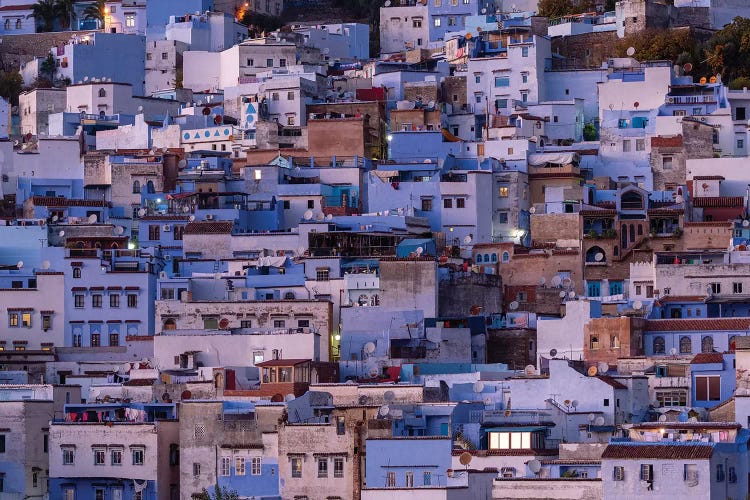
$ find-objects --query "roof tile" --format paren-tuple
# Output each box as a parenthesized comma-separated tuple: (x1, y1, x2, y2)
(646, 318, 750, 332)
(601, 443, 713, 460)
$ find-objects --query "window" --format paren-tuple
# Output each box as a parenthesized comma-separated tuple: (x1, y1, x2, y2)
(640, 464, 653, 482)
(279, 58, 286, 67)
(173, 225, 184, 241)
(443, 198, 453, 209)
(8, 313, 18, 327)
(728, 466, 737, 483)
(91, 333, 100, 347)
(266, 58, 273, 67)
(455, 197, 465, 209)
(434, 18, 441, 27)
(63, 448, 74, 465)
(235, 457, 246, 475)
(316, 268, 330, 281)
(125, 14, 135, 27)
(291, 457, 302, 478)
(96, 490, 104, 500)
(405, 471, 414, 487)
(220, 456, 230, 476)
(148, 225, 160, 240)
(146, 53, 153, 60)
(132, 449, 145, 465)
(412, 18, 422, 28)
(110, 294, 120, 308)
(251, 457, 262, 475)
(386, 471, 396, 487)
(127, 294, 137, 308)
(247, 58, 254, 66)
(522, 46, 529, 57)
(111, 449, 122, 465)
(74, 295, 84, 308)
(590, 335, 600, 349)
(334, 457, 344, 478)
(695, 375, 720, 401)
(109, 333, 119, 346)
(701, 335, 714, 353)
(98, 88, 106, 98)
(94, 449, 105, 465)
(739, 139, 745, 149)
(710, 282, 721, 294)
(622, 140, 631, 152)
(421, 198, 432, 211)
(273, 320, 285, 328)
(636, 138, 645, 151)
(657, 389, 687, 407)
(587, 281, 601, 297)
(495, 98, 508, 110)
(448, 16, 456, 26)
(498, 186, 509, 197)
(92, 294, 102, 308)
(193, 462, 201, 477)
(651, 335, 665, 354)
(336, 416, 346, 435)
(422, 471, 431, 485)
(716, 463, 725, 482)
(663, 156, 673, 170)
(522, 73, 528, 83)
(613, 466, 625, 481)
(494, 76, 510, 87)
(253, 350, 264, 364)
(679, 336, 692, 354)
(271, 92, 279, 101)
(317, 458, 328, 477)
(73, 267, 81, 279)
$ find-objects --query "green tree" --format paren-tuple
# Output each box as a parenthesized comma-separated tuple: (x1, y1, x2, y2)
(729, 76, 750, 90)
(37, 53, 57, 88)
(28, 0, 57, 32)
(615, 28, 702, 66)
(583, 122, 597, 141)
(194, 485, 240, 500)
(55, 0, 76, 30)
(704, 17, 750, 84)
(0, 71, 23, 106)
(538, 0, 594, 19)
(82, 0, 106, 25)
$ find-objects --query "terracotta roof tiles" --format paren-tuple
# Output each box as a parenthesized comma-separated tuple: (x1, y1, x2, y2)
(645, 318, 750, 332)
(693, 196, 744, 208)
(183, 221, 233, 235)
(690, 353, 724, 364)
(601, 444, 713, 460)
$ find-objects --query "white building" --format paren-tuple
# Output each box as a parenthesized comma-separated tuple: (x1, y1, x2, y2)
(18, 89, 67, 136)
(145, 39, 188, 95)
(165, 11, 248, 52)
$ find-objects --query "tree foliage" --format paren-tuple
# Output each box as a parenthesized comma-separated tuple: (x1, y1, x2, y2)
(82, 0, 106, 23)
(0, 71, 23, 106)
(538, 0, 595, 19)
(194, 485, 240, 500)
(615, 28, 702, 66)
(240, 11, 284, 36)
(29, 0, 57, 32)
(704, 17, 750, 84)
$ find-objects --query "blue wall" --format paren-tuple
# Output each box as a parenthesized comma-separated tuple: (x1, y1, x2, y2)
(70, 34, 146, 95)
(365, 438, 452, 488)
(49, 478, 157, 500)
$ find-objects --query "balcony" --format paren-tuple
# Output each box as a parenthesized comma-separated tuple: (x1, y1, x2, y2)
(665, 95, 716, 105)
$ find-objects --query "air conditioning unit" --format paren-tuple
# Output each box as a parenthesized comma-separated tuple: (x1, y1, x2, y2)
(165, 255, 172, 261)
(700, 117, 707, 122)
(206, 214, 215, 220)
(163, 224, 171, 231)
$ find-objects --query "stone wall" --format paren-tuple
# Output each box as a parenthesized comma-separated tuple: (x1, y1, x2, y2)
(441, 76, 467, 110)
(487, 327, 536, 369)
(550, 31, 618, 69)
(0, 30, 99, 70)
(438, 271, 502, 317)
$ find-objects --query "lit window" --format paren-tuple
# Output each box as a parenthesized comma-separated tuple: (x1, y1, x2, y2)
(235, 457, 246, 476)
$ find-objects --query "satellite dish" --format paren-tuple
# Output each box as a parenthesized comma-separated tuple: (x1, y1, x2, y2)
(378, 405, 390, 417)
(303, 210, 313, 220)
(459, 451, 473, 466)
(51, 215, 58, 222)
(540, 277, 546, 285)
(58, 230, 65, 237)
(658, 414, 667, 422)
(202, 106, 212, 116)
(181, 390, 192, 400)
(315, 212, 325, 221)
(297, 246, 306, 256)
(549, 348, 557, 358)
(189, 215, 195, 221)
(744, 220, 750, 228)
(524, 364, 535, 375)
(384, 390, 396, 403)
(683, 62, 693, 73)
(633, 300, 643, 310)
(568, 291, 576, 299)
(384, 0, 391, 6)
(587, 366, 598, 377)
(626, 46, 636, 56)
(597, 362, 609, 374)
(473, 381, 484, 393)
(363, 342, 376, 353)
(529, 206, 536, 214)
(559, 291, 566, 298)
(88, 214, 98, 223)
(550, 275, 562, 287)
(571, 400, 579, 408)
(594, 252, 604, 261)
(137, 105, 143, 113)
(480, 7, 487, 13)
(509, 301, 519, 310)
(325, 214, 333, 221)
(463, 235, 472, 245)
(16, 260, 23, 269)
(137, 208, 147, 217)
(285, 393, 296, 402)
(587, 413, 596, 422)
(670, 347, 677, 355)
(41, 260, 50, 269)
(415, 246, 424, 255)
(183, 205, 191, 213)
(688, 416, 698, 423)
(675, 195, 684, 204)
(161, 392, 170, 402)
(594, 416, 605, 426)
(368, 367, 379, 378)
(178, 159, 187, 169)
(115, 226, 124, 235)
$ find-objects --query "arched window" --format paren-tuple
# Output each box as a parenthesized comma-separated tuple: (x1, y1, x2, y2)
(132, 180, 140, 194)
(475, 254, 482, 263)
(638, 224, 643, 236)
(491, 253, 497, 263)
(701, 336, 714, 353)
(621, 190, 644, 210)
(590, 335, 599, 349)
(163, 319, 176, 330)
(679, 336, 692, 354)
(15, 19, 21, 29)
(371, 294, 380, 306)
(72, 267, 81, 278)
(146, 180, 155, 193)
(653, 336, 665, 354)
(501, 251, 510, 263)
(629, 224, 635, 243)
(613, 246, 619, 256)
(98, 88, 107, 98)
(729, 335, 737, 352)
(585, 246, 606, 263)
(4, 19, 9, 30)
(484, 254, 490, 263)
(621, 223, 628, 249)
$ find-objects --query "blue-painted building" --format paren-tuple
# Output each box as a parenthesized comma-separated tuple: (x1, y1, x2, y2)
(643, 318, 750, 356)
(690, 352, 736, 409)
(365, 437, 452, 488)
